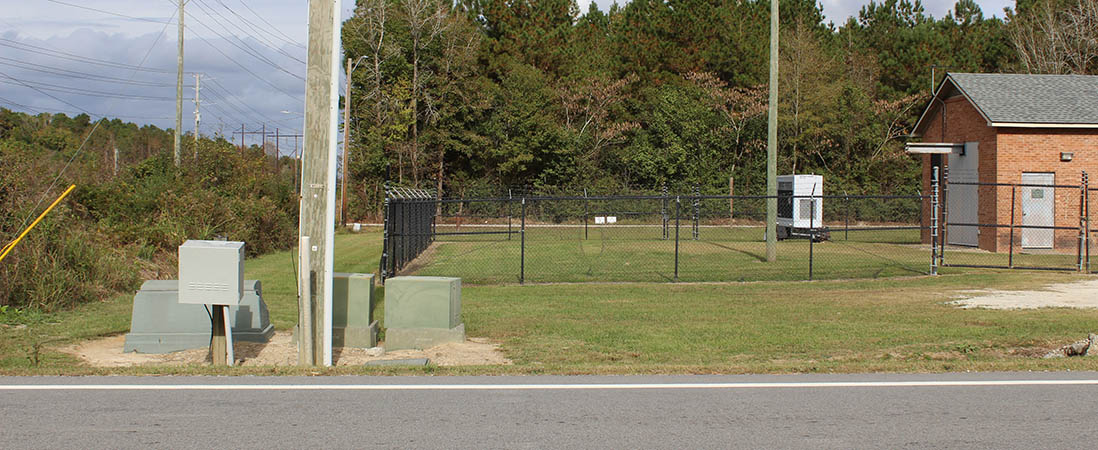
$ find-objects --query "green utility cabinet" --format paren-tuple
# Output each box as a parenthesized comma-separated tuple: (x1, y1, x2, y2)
(123, 280, 274, 353)
(332, 272, 379, 348)
(383, 276, 465, 350)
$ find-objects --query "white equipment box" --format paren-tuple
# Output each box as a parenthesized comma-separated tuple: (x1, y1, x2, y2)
(178, 240, 245, 305)
(776, 174, 828, 241)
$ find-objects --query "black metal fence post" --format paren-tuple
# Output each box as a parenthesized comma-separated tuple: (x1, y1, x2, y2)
(1080, 172, 1089, 272)
(1085, 172, 1091, 272)
(844, 192, 850, 241)
(583, 188, 589, 240)
(662, 185, 669, 240)
(1009, 185, 1016, 269)
(930, 168, 939, 276)
(380, 196, 391, 279)
(520, 197, 526, 284)
(674, 196, 681, 282)
(809, 196, 815, 281)
(692, 185, 700, 240)
(940, 166, 948, 267)
(507, 189, 513, 241)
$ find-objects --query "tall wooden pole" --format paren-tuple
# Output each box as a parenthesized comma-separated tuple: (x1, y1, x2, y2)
(765, 0, 779, 262)
(193, 73, 200, 159)
(341, 57, 353, 227)
(300, 0, 341, 367)
(174, 0, 185, 167)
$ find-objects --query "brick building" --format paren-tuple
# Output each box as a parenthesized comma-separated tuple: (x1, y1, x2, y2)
(909, 73, 1098, 252)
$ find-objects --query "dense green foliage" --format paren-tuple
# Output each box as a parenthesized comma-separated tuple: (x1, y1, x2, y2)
(340, 0, 1036, 218)
(0, 109, 298, 310)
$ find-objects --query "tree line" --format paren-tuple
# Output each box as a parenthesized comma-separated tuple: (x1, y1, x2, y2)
(340, 0, 1095, 219)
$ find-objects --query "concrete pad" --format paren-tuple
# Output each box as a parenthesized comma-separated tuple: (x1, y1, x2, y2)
(334, 320, 380, 348)
(123, 280, 274, 354)
(384, 324, 466, 351)
(363, 358, 430, 367)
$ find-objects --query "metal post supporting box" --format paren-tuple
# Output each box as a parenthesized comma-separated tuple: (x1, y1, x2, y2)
(178, 240, 245, 305)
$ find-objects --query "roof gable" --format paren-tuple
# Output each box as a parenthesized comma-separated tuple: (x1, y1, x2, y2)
(913, 73, 1098, 136)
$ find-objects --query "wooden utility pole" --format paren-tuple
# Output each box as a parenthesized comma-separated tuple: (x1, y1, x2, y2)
(174, 0, 185, 167)
(341, 57, 353, 227)
(193, 73, 201, 159)
(299, 0, 341, 367)
(766, 0, 779, 263)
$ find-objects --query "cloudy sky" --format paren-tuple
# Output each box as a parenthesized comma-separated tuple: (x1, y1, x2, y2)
(0, 0, 1015, 142)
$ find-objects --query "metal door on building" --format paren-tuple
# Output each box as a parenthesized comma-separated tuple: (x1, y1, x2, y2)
(948, 142, 979, 246)
(1021, 172, 1055, 249)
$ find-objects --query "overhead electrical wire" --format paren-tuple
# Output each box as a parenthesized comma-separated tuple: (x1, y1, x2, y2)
(0, 96, 44, 114)
(204, 78, 280, 124)
(234, 0, 305, 49)
(166, 0, 306, 83)
(0, 39, 187, 74)
(12, 0, 303, 139)
(41, 0, 305, 126)
(9, 6, 179, 240)
(194, 0, 306, 65)
(0, 57, 190, 88)
(3, 77, 179, 101)
(44, 0, 176, 25)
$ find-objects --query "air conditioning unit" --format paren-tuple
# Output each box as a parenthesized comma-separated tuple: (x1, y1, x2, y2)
(178, 240, 245, 305)
(777, 174, 829, 242)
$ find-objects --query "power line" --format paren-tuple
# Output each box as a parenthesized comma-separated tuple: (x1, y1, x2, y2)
(155, 2, 304, 103)
(0, 57, 188, 88)
(9, 6, 180, 241)
(0, 99, 173, 121)
(195, 0, 306, 65)
(204, 78, 279, 123)
(167, 0, 306, 83)
(0, 69, 97, 116)
(235, 0, 306, 49)
(0, 96, 44, 114)
(2, 77, 177, 101)
(0, 39, 189, 74)
(45, 0, 176, 25)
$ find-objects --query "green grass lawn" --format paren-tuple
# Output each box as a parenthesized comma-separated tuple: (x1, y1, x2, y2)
(4, 227, 1098, 375)
(420, 226, 935, 283)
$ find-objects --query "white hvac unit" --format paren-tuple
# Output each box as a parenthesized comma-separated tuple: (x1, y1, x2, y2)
(776, 174, 829, 241)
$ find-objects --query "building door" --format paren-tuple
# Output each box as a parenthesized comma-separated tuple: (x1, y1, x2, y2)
(947, 142, 979, 246)
(1021, 172, 1055, 249)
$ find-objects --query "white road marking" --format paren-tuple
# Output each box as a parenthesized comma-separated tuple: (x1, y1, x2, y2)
(1, 380, 1097, 391)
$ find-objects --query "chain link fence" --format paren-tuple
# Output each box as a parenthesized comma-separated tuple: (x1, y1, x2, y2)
(381, 189, 936, 284)
(940, 170, 1093, 272)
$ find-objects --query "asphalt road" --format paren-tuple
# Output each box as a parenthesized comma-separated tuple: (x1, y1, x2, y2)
(3, 372, 1098, 449)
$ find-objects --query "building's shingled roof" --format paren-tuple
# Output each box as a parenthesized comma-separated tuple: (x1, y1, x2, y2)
(948, 72, 1098, 125)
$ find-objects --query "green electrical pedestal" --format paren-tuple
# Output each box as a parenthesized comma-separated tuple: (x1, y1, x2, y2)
(123, 280, 274, 354)
(332, 272, 379, 348)
(383, 276, 465, 350)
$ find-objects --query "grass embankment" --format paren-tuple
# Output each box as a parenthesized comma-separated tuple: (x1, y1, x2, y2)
(3, 228, 1098, 375)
